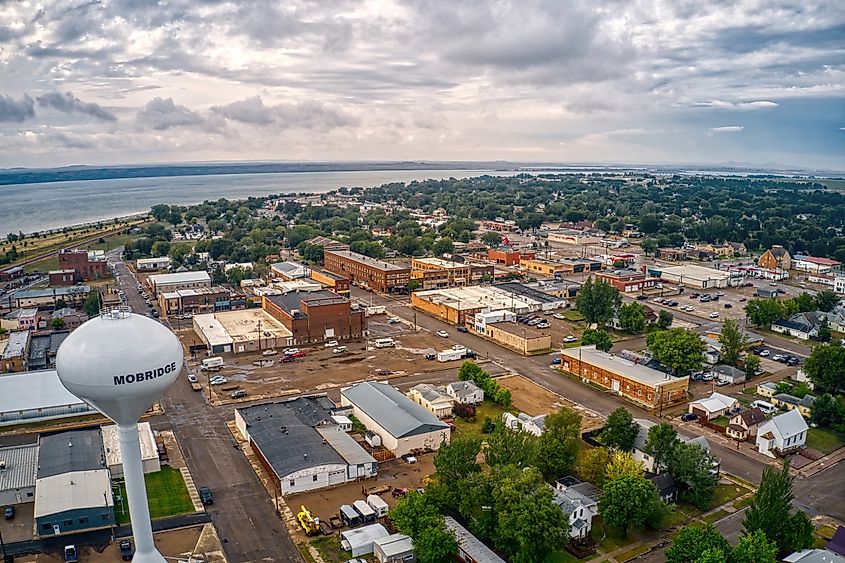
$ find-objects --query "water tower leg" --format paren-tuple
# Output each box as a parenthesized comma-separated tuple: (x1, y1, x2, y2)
(118, 423, 167, 563)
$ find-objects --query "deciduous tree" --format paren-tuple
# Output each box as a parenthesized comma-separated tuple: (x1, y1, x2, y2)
(815, 289, 840, 312)
(576, 277, 621, 327)
(803, 344, 845, 393)
(666, 524, 731, 563)
(667, 442, 717, 510)
(810, 393, 844, 428)
(618, 302, 647, 333)
(647, 328, 706, 375)
(744, 462, 814, 555)
(599, 473, 660, 536)
(731, 530, 778, 563)
(605, 451, 645, 481)
(533, 407, 581, 480)
(643, 422, 678, 472)
(580, 328, 613, 352)
(744, 299, 786, 328)
(577, 447, 611, 487)
(602, 408, 639, 452)
(434, 438, 481, 485)
(657, 309, 673, 329)
(718, 319, 747, 366)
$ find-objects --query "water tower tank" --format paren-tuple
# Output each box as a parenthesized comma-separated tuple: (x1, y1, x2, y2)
(56, 308, 183, 424)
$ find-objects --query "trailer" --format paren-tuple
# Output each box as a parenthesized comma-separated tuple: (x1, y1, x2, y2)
(201, 356, 224, 370)
(366, 494, 389, 518)
(353, 499, 377, 523)
(437, 348, 466, 362)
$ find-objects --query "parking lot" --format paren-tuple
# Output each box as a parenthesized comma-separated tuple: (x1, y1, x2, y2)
(645, 285, 757, 323)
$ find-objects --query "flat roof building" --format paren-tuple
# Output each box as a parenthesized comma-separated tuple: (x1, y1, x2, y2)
(37, 428, 105, 479)
(2, 330, 30, 372)
(0, 369, 96, 426)
(410, 257, 493, 290)
(262, 290, 365, 345)
(596, 270, 660, 293)
(158, 286, 231, 316)
(0, 443, 39, 505)
(12, 285, 90, 309)
(648, 264, 742, 289)
(147, 270, 211, 296)
(340, 382, 450, 457)
(136, 257, 171, 271)
(34, 469, 114, 536)
(324, 250, 410, 293)
(270, 261, 311, 281)
(411, 284, 563, 326)
(193, 309, 293, 354)
(102, 422, 160, 478)
(560, 346, 689, 409)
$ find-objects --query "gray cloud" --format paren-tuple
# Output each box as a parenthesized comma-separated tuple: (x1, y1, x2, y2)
(0, 94, 36, 122)
(211, 96, 357, 130)
(37, 91, 117, 121)
(709, 126, 745, 133)
(136, 97, 205, 130)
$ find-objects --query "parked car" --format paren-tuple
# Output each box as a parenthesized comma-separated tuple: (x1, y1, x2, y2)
(324, 340, 339, 348)
(787, 357, 800, 366)
(4, 505, 14, 520)
(681, 413, 698, 422)
(199, 486, 214, 505)
(772, 354, 784, 362)
(553, 313, 566, 319)
(283, 348, 300, 356)
(231, 390, 248, 399)
(404, 455, 417, 464)
(536, 322, 550, 328)
(709, 312, 720, 318)
(457, 325, 469, 333)
(290, 350, 306, 358)
(563, 335, 578, 343)
(387, 318, 401, 324)
(187, 374, 198, 383)
(551, 356, 561, 365)
(636, 294, 649, 301)
(119, 540, 133, 561)
(210, 376, 228, 385)
(724, 303, 732, 308)
(281, 355, 295, 363)
(333, 346, 348, 354)
(759, 349, 771, 357)
(262, 349, 278, 356)
(436, 330, 449, 338)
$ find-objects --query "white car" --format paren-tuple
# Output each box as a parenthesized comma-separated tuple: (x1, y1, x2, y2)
(553, 313, 565, 320)
(283, 348, 300, 356)
(209, 376, 228, 385)
(772, 354, 784, 361)
(262, 349, 278, 356)
(537, 322, 550, 329)
(436, 330, 449, 338)
(324, 340, 339, 348)
(563, 336, 578, 343)
(187, 374, 198, 383)
(709, 312, 720, 318)
(759, 349, 770, 357)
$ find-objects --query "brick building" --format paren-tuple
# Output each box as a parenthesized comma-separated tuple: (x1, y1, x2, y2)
(57, 249, 108, 281)
(596, 270, 660, 293)
(560, 346, 689, 409)
(262, 290, 365, 344)
(158, 286, 232, 316)
(758, 245, 791, 270)
(309, 269, 351, 296)
(487, 247, 535, 266)
(323, 250, 410, 293)
(410, 257, 493, 289)
(48, 269, 77, 286)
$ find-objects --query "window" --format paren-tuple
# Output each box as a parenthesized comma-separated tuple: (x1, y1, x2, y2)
(101, 514, 110, 522)
(42, 523, 52, 531)
(63, 520, 73, 527)
(78, 517, 89, 524)
(289, 480, 295, 487)
(312, 475, 318, 482)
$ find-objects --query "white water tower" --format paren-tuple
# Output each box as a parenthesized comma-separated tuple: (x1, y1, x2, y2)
(56, 307, 183, 563)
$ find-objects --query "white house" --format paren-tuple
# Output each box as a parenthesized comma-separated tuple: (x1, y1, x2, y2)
(553, 476, 601, 539)
(503, 412, 546, 436)
(688, 392, 740, 420)
(445, 380, 484, 405)
(633, 419, 719, 475)
(757, 409, 808, 457)
(757, 381, 778, 398)
(771, 312, 822, 341)
(406, 384, 454, 419)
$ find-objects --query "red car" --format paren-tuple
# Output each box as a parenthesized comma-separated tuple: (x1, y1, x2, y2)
(290, 351, 307, 358)
(281, 355, 295, 363)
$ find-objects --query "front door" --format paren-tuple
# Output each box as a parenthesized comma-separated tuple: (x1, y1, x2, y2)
(611, 380, 620, 392)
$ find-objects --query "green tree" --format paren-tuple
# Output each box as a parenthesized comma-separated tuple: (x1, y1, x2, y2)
(743, 462, 814, 555)
(413, 524, 457, 563)
(666, 524, 731, 563)
(605, 451, 645, 481)
(667, 442, 718, 510)
(810, 393, 844, 428)
(407, 279, 420, 292)
(433, 438, 481, 485)
(643, 423, 678, 473)
(150, 204, 170, 221)
(484, 426, 537, 468)
(718, 319, 747, 366)
(657, 309, 673, 329)
(731, 530, 778, 563)
(432, 237, 454, 256)
(818, 319, 832, 343)
(647, 328, 706, 375)
(802, 344, 845, 393)
(390, 492, 457, 563)
(50, 317, 66, 330)
(599, 473, 660, 536)
(641, 238, 658, 256)
(744, 299, 786, 327)
(815, 289, 840, 312)
(481, 231, 503, 246)
(580, 328, 612, 352)
(618, 302, 647, 333)
(82, 291, 100, 317)
(744, 354, 761, 380)
(297, 243, 324, 264)
(533, 407, 581, 480)
(794, 292, 816, 313)
(151, 240, 171, 257)
(602, 407, 639, 452)
(575, 277, 621, 327)
(577, 447, 611, 487)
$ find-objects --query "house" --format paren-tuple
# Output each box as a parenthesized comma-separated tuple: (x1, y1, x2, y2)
(340, 382, 450, 457)
(1, 330, 30, 372)
(828, 526, 845, 557)
(711, 364, 746, 385)
(444, 516, 507, 563)
(1, 308, 39, 331)
(633, 419, 719, 475)
(688, 392, 740, 420)
(771, 312, 822, 340)
(446, 381, 484, 405)
(758, 245, 792, 270)
(373, 533, 415, 563)
(502, 412, 546, 436)
(648, 473, 679, 502)
(726, 408, 767, 441)
(406, 384, 454, 419)
(50, 308, 88, 330)
(757, 409, 808, 457)
(757, 381, 778, 398)
(783, 549, 845, 563)
(772, 393, 816, 417)
(553, 476, 601, 538)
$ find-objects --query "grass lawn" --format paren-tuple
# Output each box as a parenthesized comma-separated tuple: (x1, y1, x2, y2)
(615, 545, 649, 561)
(545, 550, 597, 562)
(710, 416, 730, 427)
(88, 233, 141, 252)
(711, 482, 752, 509)
(702, 509, 729, 524)
(24, 255, 59, 273)
(733, 496, 754, 510)
(296, 543, 317, 563)
(113, 466, 195, 525)
(310, 535, 351, 563)
(806, 427, 845, 454)
(563, 310, 586, 322)
(453, 400, 512, 439)
(590, 517, 637, 553)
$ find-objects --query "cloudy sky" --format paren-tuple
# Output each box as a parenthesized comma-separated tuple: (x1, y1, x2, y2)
(0, 0, 843, 170)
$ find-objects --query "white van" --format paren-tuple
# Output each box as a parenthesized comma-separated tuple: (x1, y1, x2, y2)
(751, 400, 776, 414)
(201, 357, 224, 371)
(374, 338, 395, 348)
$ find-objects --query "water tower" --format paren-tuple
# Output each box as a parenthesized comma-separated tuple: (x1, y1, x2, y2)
(56, 307, 183, 563)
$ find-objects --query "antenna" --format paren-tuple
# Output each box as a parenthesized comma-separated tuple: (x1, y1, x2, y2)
(56, 307, 183, 563)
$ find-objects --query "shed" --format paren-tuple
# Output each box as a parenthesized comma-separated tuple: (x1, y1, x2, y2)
(374, 533, 415, 563)
(340, 523, 390, 557)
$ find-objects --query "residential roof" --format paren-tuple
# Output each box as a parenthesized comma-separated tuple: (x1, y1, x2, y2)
(447, 380, 482, 399)
(759, 381, 778, 391)
(0, 369, 92, 419)
(409, 383, 452, 405)
(38, 428, 105, 479)
(102, 422, 158, 467)
(769, 246, 789, 258)
(690, 392, 737, 414)
(762, 409, 808, 439)
(1, 330, 29, 360)
(34, 469, 113, 518)
(373, 533, 413, 556)
(341, 381, 449, 439)
(52, 307, 84, 319)
(828, 526, 845, 557)
(783, 549, 845, 563)
(737, 408, 767, 427)
(649, 473, 679, 496)
(553, 489, 579, 514)
(561, 346, 684, 387)
(148, 271, 210, 286)
(0, 443, 39, 492)
(444, 516, 506, 563)
(315, 426, 376, 467)
(237, 398, 348, 479)
(712, 365, 745, 378)
(4, 308, 38, 320)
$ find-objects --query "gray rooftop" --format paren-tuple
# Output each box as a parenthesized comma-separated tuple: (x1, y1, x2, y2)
(373, 533, 413, 556)
(0, 443, 39, 492)
(315, 426, 376, 467)
(562, 346, 683, 387)
(37, 428, 105, 479)
(238, 398, 346, 479)
(494, 281, 560, 304)
(444, 516, 506, 563)
(342, 382, 449, 439)
(265, 290, 348, 319)
(1, 331, 29, 360)
(14, 286, 90, 300)
(326, 250, 409, 272)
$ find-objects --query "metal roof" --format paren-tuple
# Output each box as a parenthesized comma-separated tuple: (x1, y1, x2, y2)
(37, 428, 105, 479)
(1, 330, 29, 360)
(0, 370, 90, 417)
(0, 443, 38, 492)
(34, 469, 113, 518)
(102, 422, 158, 467)
(149, 271, 210, 285)
(265, 290, 348, 318)
(340, 523, 389, 549)
(374, 533, 413, 556)
(444, 516, 506, 563)
(14, 286, 90, 300)
(342, 382, 449, 439)
(783, 549, 845, 563)
(761, 409, 808, 439)
(315, 426, 376, 467)
(562, 346, 683, 387)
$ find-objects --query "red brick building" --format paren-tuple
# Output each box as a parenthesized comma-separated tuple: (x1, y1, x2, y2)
(48, 269, 78, 286)
(262, 290, 365, 344)
(323, 250, 410, 293)
(596, 270, 660, 293)
(57, 249, 108, 281)
(487, 247, 536, 266)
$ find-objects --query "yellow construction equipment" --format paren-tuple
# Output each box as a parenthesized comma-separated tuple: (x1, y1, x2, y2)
(297, 505, 321, 536)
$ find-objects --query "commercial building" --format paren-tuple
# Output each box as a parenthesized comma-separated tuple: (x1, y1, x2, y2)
(136, 257, 171, 271)
(410, 257, 493, 289)
(234, 397, 377, 495)
(444, 516, 506, 563)
(304, 236, 350, 253)
(468, 310, 552, 355)
(324, 250, 411, 293)
(521, 257, 601, 277)
(158, 286, 231, 316)
(655, 248, 688, 261)
(12, 285, 90, 309)
(48, 269, 78, 286)
(271, 261, 311, 281)
(310, 269, 351, 295)
(262, 290, 365, 344)
(648, 264, 742, 289)
(0, 443, 38, 505)
(758, 245, 792, 270)
(411, 284, 564, 326)
(560, 346, 689, 409)
(792, 255, 841, 275)
(340, 382, 450, 457)
(57, 249, 108, 281)
(147, 270, 211, 296)
(1, 330, 30, 372)
(0, 266, 24, 281)
(1, 308, 39, 331)
(547, 230, 601, 245)
(193, 309, 293, 354)
(51, 308, 88, 330)
(486, 246, 535, 266)
(0, 369, 95, 426)
(596, 270, 660, 293)
(101, 422, 160, 478)
(27, 331, 69, 371)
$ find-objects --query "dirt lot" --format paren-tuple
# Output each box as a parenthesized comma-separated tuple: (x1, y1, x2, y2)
(497, 374, 605, 431)
(287, 455, 435, 531)
(185, 317, 474, 406)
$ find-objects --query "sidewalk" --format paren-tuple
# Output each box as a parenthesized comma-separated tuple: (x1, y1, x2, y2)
(797, 446, 845, 477)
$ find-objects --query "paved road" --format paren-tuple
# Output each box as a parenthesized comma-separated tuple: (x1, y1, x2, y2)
(111, 256, 302, 562)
